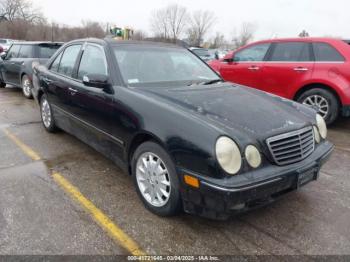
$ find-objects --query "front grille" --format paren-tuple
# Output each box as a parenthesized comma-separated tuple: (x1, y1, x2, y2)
(266, 126, 315, 166)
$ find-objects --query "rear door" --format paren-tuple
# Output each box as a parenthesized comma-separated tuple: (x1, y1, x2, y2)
(1, 44, 21, 84)
(43, 44, 82, 113)
(260, 41, 314, 98)
(219, 43, 270, 87)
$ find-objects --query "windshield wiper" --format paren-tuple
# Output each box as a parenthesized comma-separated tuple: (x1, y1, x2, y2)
(187, 79, 223, 86)
(202, 79, 224, 85)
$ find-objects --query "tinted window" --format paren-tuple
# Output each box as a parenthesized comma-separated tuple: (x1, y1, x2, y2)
(269, 42, 311, 61)
(58, 45, 81, 77)
(77, 45, 107, 80)
(234, 44, 270, 62)
(0, 39, 7, 44)
(50, 52, 63, 72)
(18, 45, 33, 58)
(39, 44, 61, 58)
(5, 44, 20, 59)
(313, 43, 344, 61)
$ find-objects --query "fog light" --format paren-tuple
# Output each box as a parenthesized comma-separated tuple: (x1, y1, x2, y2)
(184, 175, 199, 188)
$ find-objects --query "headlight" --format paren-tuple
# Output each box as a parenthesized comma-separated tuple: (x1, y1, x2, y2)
(316, 114, 327, 139)
(216, 136, 242, 175)
(245, 145, 262, 168)
(313, 126, 320, 144)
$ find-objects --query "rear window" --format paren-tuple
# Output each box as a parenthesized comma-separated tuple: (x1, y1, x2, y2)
(269, 42, 311, 62)
(312, 43, 345, 62)
(38, 44, 61, 58)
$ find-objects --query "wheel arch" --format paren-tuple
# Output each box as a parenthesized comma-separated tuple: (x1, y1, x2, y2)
(293, 83, 342, 107)
(126, 131, 170, 176)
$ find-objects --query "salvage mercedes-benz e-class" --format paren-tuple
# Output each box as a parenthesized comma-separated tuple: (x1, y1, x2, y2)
(32, 38, 333, 219)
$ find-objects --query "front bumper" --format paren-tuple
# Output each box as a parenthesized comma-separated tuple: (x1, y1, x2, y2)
(179, 141, 334, 220)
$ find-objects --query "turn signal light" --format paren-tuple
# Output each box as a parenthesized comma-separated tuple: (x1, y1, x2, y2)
(184, 175, 200, 188)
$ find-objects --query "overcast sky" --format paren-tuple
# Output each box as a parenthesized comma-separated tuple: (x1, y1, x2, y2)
(31, 0, 349, 41)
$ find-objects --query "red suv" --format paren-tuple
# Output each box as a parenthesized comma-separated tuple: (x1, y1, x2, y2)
(209, 38, 350, 124)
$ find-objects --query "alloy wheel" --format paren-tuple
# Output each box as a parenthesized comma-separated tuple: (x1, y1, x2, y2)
(22, 77, 32, 97)
(136, 152, 171, 207)
(41, 98, 52, 128)
(302, 95, 329, 118)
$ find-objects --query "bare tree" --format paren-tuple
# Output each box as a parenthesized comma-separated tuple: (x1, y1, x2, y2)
(150, 4, 188, 41)
(187, 10, 216, 47)
(299, 30, 310, 37)
(210, 32, 226, 49)
(132, 30, 147, 41)
(0, 0, 44, 23)
(232, 22, 256, 49)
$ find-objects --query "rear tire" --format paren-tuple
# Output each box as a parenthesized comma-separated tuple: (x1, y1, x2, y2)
(297, 88, 339, 125)
(0, 82, 6, 88)
(131, 141, 182, 216)
(22, 74, 33, 99)
(40, 94, 58, 133)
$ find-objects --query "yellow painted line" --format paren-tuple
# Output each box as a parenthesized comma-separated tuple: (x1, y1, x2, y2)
(3, 128, 41, 161)
(52, 172, 146, 256)
(2, 128, 146, 256)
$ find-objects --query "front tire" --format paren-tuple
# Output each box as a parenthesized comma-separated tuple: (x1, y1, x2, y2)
(132, 141, 182, 216)
(22, 74, 33, 99)
(0, 82, 6, 88)
(40, 94, 58, 133)
(297, 88, 339, 125)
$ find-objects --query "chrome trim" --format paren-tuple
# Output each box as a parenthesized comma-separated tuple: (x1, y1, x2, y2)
(201, 177, 283, 192)
(51, 104, 124, 146)
(266, 126, 315, 166)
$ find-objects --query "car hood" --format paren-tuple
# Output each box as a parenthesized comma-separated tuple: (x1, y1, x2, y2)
(138, 83, 316, 143)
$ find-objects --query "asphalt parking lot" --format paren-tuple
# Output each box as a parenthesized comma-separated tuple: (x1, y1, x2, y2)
(1, 86, 350, 256)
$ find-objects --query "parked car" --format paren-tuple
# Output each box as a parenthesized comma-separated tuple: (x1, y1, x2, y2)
(189, 47, 214, 62)
(0, 38, 14, 52)
(32, 38, 333, 219)
(209, 38, 350, 124)
(0, 41, 62, 98)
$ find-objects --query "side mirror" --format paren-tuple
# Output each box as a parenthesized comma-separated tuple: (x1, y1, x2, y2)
(83, 74, 110, 89)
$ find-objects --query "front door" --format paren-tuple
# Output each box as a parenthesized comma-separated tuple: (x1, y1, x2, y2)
(219, 43, 271, 88)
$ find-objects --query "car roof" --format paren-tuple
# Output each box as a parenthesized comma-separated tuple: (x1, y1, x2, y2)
(251, 37, 345, 45)
(12, 41, 63, 45)
(67, 38, 184, 49)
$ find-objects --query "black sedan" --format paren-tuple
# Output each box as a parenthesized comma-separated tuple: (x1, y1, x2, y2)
(32, 38, 333, 219)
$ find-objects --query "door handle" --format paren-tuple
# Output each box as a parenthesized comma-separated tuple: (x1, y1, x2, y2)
(248, 66, 260, 71)
(42, 77, 52, 84)
(69, 87, 78, 95)
(294, 67, 309, 72)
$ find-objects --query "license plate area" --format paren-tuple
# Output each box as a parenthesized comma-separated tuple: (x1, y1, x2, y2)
(297, 166, 319, 188)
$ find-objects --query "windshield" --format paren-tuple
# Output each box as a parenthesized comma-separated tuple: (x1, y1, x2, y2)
(112, 45, 219, 87)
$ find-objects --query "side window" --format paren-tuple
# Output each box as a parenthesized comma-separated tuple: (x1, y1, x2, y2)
(269, 42, 311, 61)
(5, 44, 20, 59)
(18, 45, 33, 58)
(57, 45, 81, 77)
(77, 45, 107, 80)
(234, 44, 270, 62)
(313, 43, 344, 62)
(39, 45, 61, 59)
(50, 52, 63, 72)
